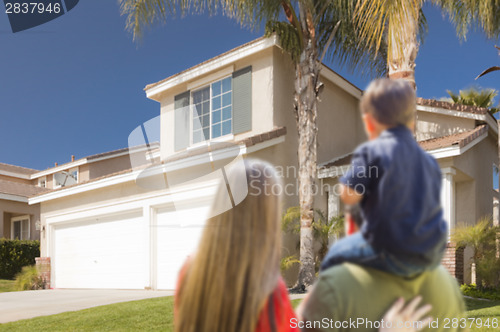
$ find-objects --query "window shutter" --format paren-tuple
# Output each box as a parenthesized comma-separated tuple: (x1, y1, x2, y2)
(174, 91, 190, 151)
(232, 66, 252, 134)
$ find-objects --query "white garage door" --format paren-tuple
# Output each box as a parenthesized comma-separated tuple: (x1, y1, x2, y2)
(156, 204, 210, 290)
(53, 211, 148, 289)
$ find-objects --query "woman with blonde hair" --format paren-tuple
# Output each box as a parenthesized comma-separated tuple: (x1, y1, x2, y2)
(174, 158, 431, 332)
(174, 158, 292, 332)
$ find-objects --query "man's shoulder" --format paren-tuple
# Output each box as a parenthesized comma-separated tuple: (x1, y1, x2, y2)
(303, 264, 465, 331)
(319, 263, 458, 291)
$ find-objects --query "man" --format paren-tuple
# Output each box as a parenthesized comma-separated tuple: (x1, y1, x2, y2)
(299, 205, 466, 332)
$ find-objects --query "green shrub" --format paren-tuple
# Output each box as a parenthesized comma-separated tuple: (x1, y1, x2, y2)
(476, 251, 500, 289)
(0, 238, 40, 279)
(461, 284, 500, 300)
(452, 216, 500, 289)
(14, 265, 45, 290)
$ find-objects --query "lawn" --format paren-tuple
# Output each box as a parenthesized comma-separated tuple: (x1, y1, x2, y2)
(0, 296, 174, 332)
(0, 280, 16, 293)
(464, 298, 500, 332)
(0, 296, 497, 331)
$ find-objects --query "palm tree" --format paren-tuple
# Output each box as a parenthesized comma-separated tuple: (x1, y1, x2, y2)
(446, 87, 499, 114)
(452, 217, 500, 289)
(355, 0, 500, 89)
(119, 0, 384, 289)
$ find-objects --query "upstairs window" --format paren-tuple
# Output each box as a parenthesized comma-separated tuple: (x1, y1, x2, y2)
(192, 77, 233, 144)
(174, 66, 252, 152)
(54, 167, 78, 188)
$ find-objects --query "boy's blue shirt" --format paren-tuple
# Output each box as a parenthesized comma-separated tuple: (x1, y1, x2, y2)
(340, 125, 448, 265)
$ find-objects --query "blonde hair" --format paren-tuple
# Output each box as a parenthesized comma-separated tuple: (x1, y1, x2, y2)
(175, 158, 283, 332)
(360, 78, 416, 127)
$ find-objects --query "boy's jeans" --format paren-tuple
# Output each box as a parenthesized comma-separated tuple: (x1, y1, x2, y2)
(320, 232, 437, 277)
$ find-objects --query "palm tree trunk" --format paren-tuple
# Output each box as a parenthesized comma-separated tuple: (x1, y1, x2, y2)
(294, 5, 320, 289)
(387, 9, 418, 90)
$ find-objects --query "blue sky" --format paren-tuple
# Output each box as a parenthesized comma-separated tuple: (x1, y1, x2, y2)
(1, 1, 499, 170)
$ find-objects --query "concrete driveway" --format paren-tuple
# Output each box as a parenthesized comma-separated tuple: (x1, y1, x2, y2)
(0, 289, 174, 323)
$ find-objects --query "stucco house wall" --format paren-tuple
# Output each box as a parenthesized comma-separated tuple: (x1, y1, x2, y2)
(416, 111, 475, 141)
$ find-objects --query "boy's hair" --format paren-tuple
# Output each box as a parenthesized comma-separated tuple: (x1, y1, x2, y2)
(360, 78, 416, 127)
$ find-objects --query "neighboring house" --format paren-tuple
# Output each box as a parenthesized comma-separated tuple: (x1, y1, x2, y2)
(31, 36, 497, 289)
(0, 144, 157, 242)
(0, 163, 48, 241)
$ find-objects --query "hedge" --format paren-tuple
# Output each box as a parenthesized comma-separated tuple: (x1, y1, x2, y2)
(0, 238, 40, 280)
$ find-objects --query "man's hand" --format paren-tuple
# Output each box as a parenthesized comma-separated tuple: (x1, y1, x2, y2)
(380, 296, 432, 332)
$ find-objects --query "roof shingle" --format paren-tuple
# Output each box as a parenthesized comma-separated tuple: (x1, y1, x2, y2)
(0, 180, 50, 198)
(0, 163, 39, 176)
(31, 127, 287, 198)
(417, 98, 489, 115)
(418, 125, 488, 151)
(145, 37, 266, 91)
(320, 125, 489, 169)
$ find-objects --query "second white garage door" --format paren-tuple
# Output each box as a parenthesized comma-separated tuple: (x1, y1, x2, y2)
(156, 203, 210, 290)
(53, 210, 148, 289)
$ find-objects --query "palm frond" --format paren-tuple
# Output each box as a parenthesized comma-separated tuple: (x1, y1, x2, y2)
(447, 87, 498, 109)
(265, 21, 301, 62)
(281, 206, 301, 234)
(354, 0, 421, 64)
(432, 0, 470, 40)
(476, 66, 500, 79)
(118, 0, 282, 41)
(434, 0, 500, 40)
(452, 216, 498, 252)
(316, 0, 387, 77)
(280, 254, 301, 273)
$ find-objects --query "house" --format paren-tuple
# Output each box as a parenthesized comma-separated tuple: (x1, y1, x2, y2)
(31, 36, 498, 289)
(0, 144, 157, 242)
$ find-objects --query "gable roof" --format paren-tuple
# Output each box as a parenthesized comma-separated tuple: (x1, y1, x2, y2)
(86, 143, 160, 161)
(418, 125, 488, 151)
(416, 98, 489, 115)
(30, 127, 287, 202)
(30, 143, 159, 180)
(0, 162, 39, 176)
(145, 37, 267, 91)
(319, 153, 353, 169)
(319, 125, 489, 170)
(0, 180, 49, 198)
(144, 35, 363, 101)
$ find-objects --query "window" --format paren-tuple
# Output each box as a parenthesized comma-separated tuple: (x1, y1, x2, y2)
(38, 176, 46, 188)
(54, 167, 78, 188)
(174, 66, 251, 152)
(192, 77, 232, 144)
(11, 216, 30, 240)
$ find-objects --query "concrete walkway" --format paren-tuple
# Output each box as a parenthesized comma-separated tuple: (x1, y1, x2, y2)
(0, 289, 173, 324)
(289, 293, 307, 300)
